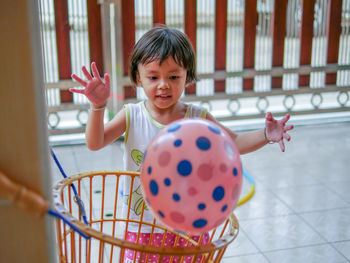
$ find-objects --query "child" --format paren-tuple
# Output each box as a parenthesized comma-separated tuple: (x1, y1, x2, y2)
(70, 26, 293, 263)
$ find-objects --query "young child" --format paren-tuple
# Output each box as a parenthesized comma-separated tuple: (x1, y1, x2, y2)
(70, 26, 293, 263)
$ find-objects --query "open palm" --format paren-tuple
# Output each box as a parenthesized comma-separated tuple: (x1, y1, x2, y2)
(70, 62, 110, 108)
(265, 112, 294, 152)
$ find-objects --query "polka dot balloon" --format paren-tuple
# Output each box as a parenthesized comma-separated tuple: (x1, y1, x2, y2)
(140, 118, 242, 234)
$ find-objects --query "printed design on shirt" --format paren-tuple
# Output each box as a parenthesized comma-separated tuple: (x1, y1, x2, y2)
(123, 149, 149, 215)
(123, 184, 149, 216)
(131, 149, 144, 169)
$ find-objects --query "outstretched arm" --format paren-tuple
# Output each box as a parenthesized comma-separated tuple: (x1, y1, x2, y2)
(70, 62, 126, 150)
(207, 112, 293, 154)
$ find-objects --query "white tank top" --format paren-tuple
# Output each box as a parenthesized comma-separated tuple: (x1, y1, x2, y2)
(121, 101, 207, 233)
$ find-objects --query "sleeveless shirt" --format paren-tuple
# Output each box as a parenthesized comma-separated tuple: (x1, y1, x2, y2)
(121, 101, 207, 232)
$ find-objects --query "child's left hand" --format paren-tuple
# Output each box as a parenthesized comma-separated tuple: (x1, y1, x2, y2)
(265, 112, 294, 152)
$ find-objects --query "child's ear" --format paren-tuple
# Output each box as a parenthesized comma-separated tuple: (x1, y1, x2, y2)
(136, 72, 142, 86)
(185, 81, 193, 88)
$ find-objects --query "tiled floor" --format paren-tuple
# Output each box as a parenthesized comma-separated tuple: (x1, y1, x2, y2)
(50, 121, 350, 263)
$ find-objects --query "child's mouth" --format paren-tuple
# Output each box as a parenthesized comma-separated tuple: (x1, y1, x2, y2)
(157, 94, 171, 99)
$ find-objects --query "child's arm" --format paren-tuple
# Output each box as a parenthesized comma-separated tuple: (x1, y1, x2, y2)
(206, 112, 293, 154)
(70, 62, 126, 150)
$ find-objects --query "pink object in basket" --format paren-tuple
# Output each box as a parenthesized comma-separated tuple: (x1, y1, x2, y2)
(140, 118, 242, 234)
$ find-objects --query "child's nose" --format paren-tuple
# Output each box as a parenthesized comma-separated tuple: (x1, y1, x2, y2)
(158, 79, 169, 89)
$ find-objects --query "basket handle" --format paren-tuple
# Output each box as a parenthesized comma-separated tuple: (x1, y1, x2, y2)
(0, 171, 49, 217)
(0, 171, 91, 239)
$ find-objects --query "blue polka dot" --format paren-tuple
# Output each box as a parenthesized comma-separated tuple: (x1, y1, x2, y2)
(168, 123, 181, 132)
(149, 180, 159, 196)
(208, 125, 221, 134)
(148, 166, 152, 174)
(174, 139, 182, 147)
(173, 193, 180, 202)
(158, 210, 165, 218)
(193, 219, 208, 229)
(198, 203, 206, 210)
(213, 186, 225, 201)
(221, 205, 228, 212)
(196, 137, 211, 151)
(164, 178, 171, 186)
(233, 167, 238, 176)
(177, 160, 192, 176)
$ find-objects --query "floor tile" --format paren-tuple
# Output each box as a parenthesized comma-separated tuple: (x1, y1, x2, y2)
(300, 208, 350, 242)
(251, 167, 320, 189)
(240, 215, 324, 251)
(333, 241, 350, 261)
(325, 180, 350, 205)
(234, 190, 293, 220)
(264, 244, 348, 263)
(222, 253, 269, 263)
(272, 185, 349, 213)
(306, 158, 350, 184)
(222, 230, 260, 257)
(71, 142, 124, 172)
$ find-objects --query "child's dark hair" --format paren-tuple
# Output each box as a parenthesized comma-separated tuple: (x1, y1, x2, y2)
(129, 26, 197, 84)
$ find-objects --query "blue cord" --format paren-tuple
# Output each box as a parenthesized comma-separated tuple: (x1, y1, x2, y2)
(242, 169, 255, 185)
(50, 148, 89, 225)
(48, 209, 90, 240)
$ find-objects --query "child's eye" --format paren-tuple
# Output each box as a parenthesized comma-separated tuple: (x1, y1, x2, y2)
(169, 76, 180, 80)
(148, 76, 158, 80)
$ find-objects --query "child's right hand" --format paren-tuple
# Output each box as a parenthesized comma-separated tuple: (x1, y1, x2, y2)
(70, 62, 110, 108)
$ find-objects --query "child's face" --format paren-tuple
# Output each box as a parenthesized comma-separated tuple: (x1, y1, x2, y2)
(137, 56, 187, 110)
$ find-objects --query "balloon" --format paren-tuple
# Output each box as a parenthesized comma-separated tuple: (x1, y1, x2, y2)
(141, 118, 242, 234)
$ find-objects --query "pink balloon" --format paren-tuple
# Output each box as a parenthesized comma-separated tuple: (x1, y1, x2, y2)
(141, 118, 242, 234)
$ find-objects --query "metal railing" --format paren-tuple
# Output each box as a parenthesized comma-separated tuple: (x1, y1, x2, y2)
(40, 0, 350, 136)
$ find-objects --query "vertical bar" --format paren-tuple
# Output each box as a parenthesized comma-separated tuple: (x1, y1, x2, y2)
(271, 0, 288, 89)
(153, 0, 166, 25)
(54, 0, 72, 102)
(68, 188, 76, 262)
(299, 0, 315, 87)
(56, 219, 64, 261)
(88, 177, 93, 262)
(214, 0, 227, 93)
(121, 0, 136, 98)
(98, 175, 106, 261)
(109, 174, 119, 262)
(112, 0, 126, 111)
(185, 0, 197, 94)
(87, 0, 104, 72)
(243, 0, 257, 90)
(61, 191, 68, 262)
(185, 0, 197, 51)
(326, 0, 342, 84)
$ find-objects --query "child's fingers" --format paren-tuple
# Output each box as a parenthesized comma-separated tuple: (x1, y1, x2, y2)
(281, 113, 290, 125)
(69, 87, 85, 94)
(71, 73, 87, 87)
(284, 125, 294, 131)
(104, 73, 110, 87)
(265, 112, 273, 122)
(91, 62, 103, 82)
(283, 133, 291, 141)
(82, 66, 93, 80)
(279, 140, 285, 152)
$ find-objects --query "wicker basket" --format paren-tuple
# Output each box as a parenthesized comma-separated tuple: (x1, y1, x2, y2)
(53, 171, 239, 263)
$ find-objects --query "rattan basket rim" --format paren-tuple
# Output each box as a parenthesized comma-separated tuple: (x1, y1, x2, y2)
(52, 170, 239, 255)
